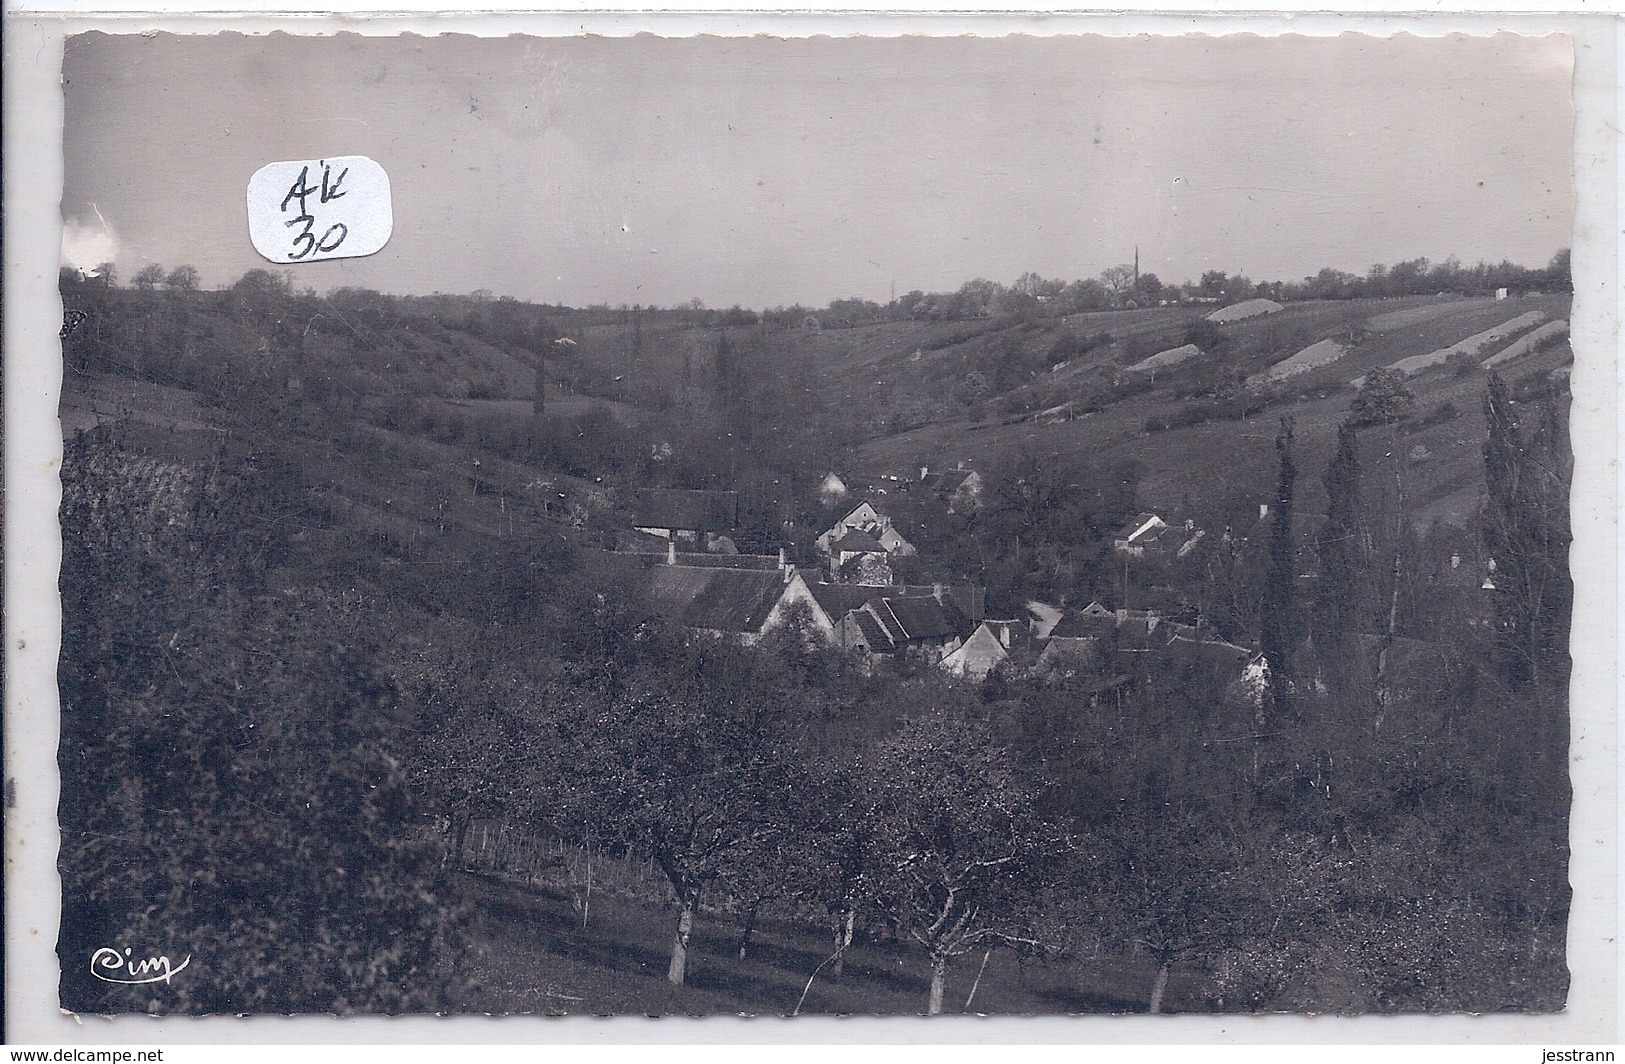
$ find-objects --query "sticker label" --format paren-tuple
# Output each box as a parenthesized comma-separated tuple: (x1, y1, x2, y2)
(247, 156, 392, 264)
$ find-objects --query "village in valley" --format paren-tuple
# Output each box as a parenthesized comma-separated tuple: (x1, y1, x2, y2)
(54, 255, 1571, 1018)
(50, 30, 1579, 1024)
(612, 472, 1257, 698)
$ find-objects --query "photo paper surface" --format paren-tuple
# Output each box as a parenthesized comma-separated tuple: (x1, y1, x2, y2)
(16, 22, 1613, 1039)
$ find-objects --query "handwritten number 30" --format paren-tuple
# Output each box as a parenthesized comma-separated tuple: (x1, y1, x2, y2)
(286, 214, 348, 260)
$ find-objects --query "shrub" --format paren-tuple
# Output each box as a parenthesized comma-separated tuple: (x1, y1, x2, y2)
(1349, 369, 1417, 426)
(1447, 350, 1480, 377)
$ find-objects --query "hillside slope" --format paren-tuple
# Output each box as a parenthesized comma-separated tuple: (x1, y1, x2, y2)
(834, 294, 1571, 526)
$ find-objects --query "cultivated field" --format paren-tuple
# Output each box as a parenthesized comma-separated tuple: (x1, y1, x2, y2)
(852, 293, 1572, 526)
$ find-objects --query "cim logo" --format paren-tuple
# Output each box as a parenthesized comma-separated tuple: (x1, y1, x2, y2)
(89, 946, 191, 985)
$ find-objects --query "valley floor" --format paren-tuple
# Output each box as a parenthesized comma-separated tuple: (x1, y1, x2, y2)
(454, 871, 1186, 1018)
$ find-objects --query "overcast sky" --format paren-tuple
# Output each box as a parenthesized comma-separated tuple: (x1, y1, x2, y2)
(63, 31, 1575, 309)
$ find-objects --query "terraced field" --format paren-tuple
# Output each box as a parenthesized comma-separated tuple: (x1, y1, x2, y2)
(853, 293, 1572, 528)
(1366, 309, 1546, 382)
(1485, 319, 1569, 368)
(1248, 338, 1347, 385)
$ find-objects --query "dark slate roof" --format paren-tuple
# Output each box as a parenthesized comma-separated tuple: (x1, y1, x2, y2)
(1435, 555, 1499, 593)
(881, 596, 967, 641)
(1038, 635, 1103, 669)
(1050, 612, 1118, 639)
(644, 566, 789, 633)
(942, 588, 975, 627)
(806, 581, 885, 620)
(830, 528, 886, 554)
(846, 609, 891, 650)
(865, 599, 907, 643)
(807, 581, 984, 628)
(632, 488, 739, 532)
(927, 584, 985, 625)
(925, 469, 977, 494)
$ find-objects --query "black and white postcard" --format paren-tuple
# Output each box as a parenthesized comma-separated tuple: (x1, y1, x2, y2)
(7, 18, 1618, 1041)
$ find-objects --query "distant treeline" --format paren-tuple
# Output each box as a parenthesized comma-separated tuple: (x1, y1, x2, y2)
(74, 248, 1569, 332)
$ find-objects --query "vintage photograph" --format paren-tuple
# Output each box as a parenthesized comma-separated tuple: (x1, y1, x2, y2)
(54, 30, 1576, 1017)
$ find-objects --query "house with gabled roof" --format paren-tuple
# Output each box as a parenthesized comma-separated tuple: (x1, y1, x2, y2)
(940, 618, 1029, 680)
(632, 488, 739, 547)
(815, 501, 918, 558)
(1026, 600, 1064, 640)
(940, 623, 1008, 679)
(833, 588, 976, 665)
(920, 465, 984, 513)
(882, 596, 967, 646)
(817, 472, 849, 507)
(806, 579, 983, 633)
(829, 527, 887, 567)
(1049, 601, 1119, 641)
(641, 563, 832, 645)
(1114, 512, 1170, 555)
(839, 608, 893, 657)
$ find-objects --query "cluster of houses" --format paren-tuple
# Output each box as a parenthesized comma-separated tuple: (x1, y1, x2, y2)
(592, 464, 1512, 719)
(603, 481, 1264, 695)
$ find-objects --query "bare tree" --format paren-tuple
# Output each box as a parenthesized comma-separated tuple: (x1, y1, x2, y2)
(548, 653, 797, 986)
(132, 263, 166, 290)
(1100, 264, 1137, 303)
(862, 703, 1063, 1014)
(165, 264, 201, 291)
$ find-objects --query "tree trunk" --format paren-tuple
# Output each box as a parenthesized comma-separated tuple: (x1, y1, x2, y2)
(832, 909, 855, 979)
(737, 898, 761, 960)
(927, 954, 949, 1016)
(1148, 960, 1172, 1015)
(448, 814, 469, 869)
(963, 949, 992, 1012)
(580, 841, 593, 930)
(667, 898, 695, 986)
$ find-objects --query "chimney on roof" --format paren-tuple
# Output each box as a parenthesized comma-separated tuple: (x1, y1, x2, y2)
(919, 466, 929, 481)
(666, 540, 677, 566)
(956, 459, 965, 471)
(998, 624, 1010, 648)
(1259, 503, 1270, 520)
(932, 583, 944, 602)
(778, 547, 787, 570)
(1450, 552, 1461, 570)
